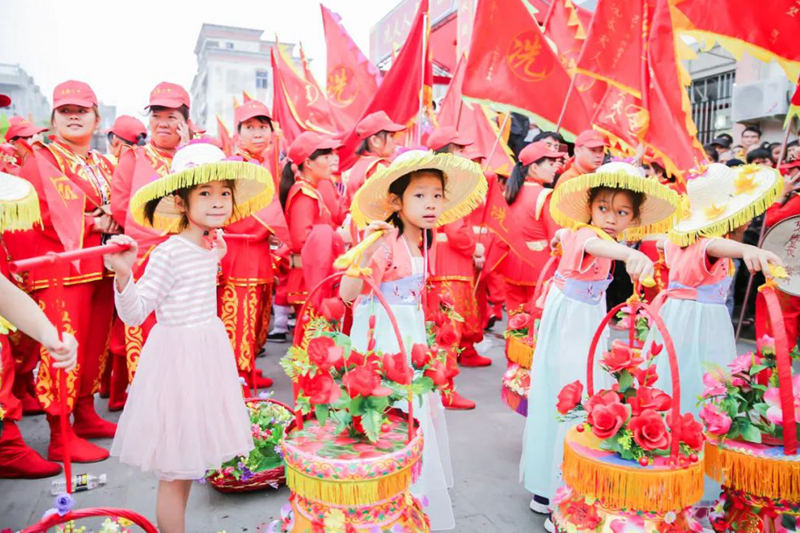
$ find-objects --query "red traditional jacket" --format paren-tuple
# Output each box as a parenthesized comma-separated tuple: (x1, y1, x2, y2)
(431, 218, 477, 281)
(343, 155, 389, 206)
(4, 139, 114, 290)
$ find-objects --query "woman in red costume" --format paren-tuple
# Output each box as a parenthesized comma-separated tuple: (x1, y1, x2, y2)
(4, 80, 119, 462)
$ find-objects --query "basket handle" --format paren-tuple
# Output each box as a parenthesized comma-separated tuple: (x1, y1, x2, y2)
(759, 284, 797, 455)
(586, 292, 682, 461)
(290, 271, 416, 442)
(21, 508, 157, 533)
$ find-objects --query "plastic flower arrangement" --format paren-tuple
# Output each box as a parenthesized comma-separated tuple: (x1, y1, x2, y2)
(557, 339, 704, 463)
(281, 315, 446, 443)
(205, 394, 294, 484)
(699, 335, 800, 443)
(504, 311, 535, 340)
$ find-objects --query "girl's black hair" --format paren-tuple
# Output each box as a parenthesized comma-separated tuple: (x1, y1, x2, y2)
(505, 157, 550, 205)
(385, 168, 445, 249)
(279, 148, 334, 209)
(587, 186, 644, 221)
(149, 104, 190, 121)
(532, 131, 565, 144)
(356, 131, 388, 156)
(237, 115, 273, 134)
(107, 131, 147, 147)
(143, 179, 238, 230)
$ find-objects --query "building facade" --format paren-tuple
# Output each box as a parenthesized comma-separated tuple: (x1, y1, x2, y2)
(190, 23, 300, 137)
(0, 63, 50, 125)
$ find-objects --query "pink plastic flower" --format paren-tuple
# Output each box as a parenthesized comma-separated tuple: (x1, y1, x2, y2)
(757, 334, 775, 352)
(764, 374, 800, 424)
(728, 353, 754, 375)
(699, 403, 732, 435)
(702, 371, 727, 398)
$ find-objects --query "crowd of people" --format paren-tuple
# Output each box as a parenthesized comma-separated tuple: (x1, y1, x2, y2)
(0, 76, 798, 532)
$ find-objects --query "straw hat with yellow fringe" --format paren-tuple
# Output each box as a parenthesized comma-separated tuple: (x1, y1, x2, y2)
(669, 162, 783, 246)
(130, 142, 274, 232)
(350, 149, 487, 230)
(0, 171, 41, 233)
(550, 161, 680, 241)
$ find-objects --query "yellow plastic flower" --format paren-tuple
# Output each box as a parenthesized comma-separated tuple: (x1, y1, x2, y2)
(323, 509, 346, 532)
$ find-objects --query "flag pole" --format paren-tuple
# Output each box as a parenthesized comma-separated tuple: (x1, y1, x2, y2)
(417, 11, 429, 145)
(735, 116, 796, 341)
(555, 74, 578, 133)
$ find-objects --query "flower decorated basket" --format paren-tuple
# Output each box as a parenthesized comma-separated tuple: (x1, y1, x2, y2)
(272, 273, 434, 532)
(699, 281, 800, 532)
(502, 253, 558, 416)
(206, 397, 294, 493)
(21, 497, 156, 533)
(553, 290, 705, 532)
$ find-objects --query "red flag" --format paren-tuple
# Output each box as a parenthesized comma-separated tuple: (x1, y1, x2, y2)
(242, 90, 253, 103)
(36, 151, 85, 254)
(462, 0, 591, 140)
(482, 177, 546, 268)
(672, 0, 800, 81)
(216, 114, 233, 156)
(321, 4, 381, 127)
(438, 56, 514, 176)
(576, 0, 647, 98)
(271, 48, 305, 145)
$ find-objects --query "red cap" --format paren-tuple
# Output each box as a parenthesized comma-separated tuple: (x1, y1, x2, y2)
(53, 80, 97, 109)
(288, 131, 341, 165)
(355, 111, 405, 139)
(235, 100, 272, 127)
(108, 115, 147, 144)
(5, 116, 47, 141)
(426, 126, 473, 151)
(148, 82, 190, 109)
(0, 94, 10, 108)
(574, 129, 607, 148)
(519, 141, 567, 165)
(779, 159, 800, 173)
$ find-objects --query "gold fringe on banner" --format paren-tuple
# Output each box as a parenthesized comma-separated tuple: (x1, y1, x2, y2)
(705, 440, 800, 501)
(285, 459, 418, 507)
(561, 429, 704, 514)
(507, 337, 534, 369)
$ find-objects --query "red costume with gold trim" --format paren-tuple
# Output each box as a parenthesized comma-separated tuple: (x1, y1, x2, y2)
(343, 155, 388, 206)
(501, 182, 559, 314)
(469, 172, 506, 328)
(3, 140, 115, 417)
(110, 143, 172, 385)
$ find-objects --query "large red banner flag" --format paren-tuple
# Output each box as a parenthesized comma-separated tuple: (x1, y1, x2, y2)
(270, 47, 306, 145)
(462, 0, 591, 141)
(321, 4, 382, 127)
(671, 0, 800, 81)
(216, 114, 233, 156)
(575, 0, 647, 98)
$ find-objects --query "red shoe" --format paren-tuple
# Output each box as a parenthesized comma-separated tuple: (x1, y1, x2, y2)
(442, 391, 476, 410)
(72, 396, 117, 439)
(46, 415, 110, 463)
(107, 398, 126, 412)
(0, 421, 62, 478)
(459, 345, 492, 367)
(21, 391, 45, 416)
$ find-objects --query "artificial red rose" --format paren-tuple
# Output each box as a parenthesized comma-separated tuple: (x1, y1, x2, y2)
(601, 340, 644, 374)
(306, 336, 344, 371)
(584, 390, 623, 425)
(298, 372, 341, 405)
(590, 400, 629, 439)
(435, 321, 458, 347)
(628, 409, 670, 451)
(345, 349, 366, 368)
(320, 297, 346, 322)
(666, 411, 705, 451)
(411, 343, 431, 368)
(632, 365, 658, 387)
(351, 415, 365, 435)
(507, 313, 531, 331)
(557, 380, 584, 415)
(382, 351, 413, 385)
(342, 365, 393, 397)
(629, 387, 672, 416)
(424, 360, 449, 387)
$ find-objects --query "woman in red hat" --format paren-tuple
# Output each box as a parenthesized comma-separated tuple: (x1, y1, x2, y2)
(280, 132, 346, 330)
(105, 115, 147, 165)
(502, 141, 564, 314)
(219, 99, 288, 389)
(344, 110, 405, 205)
(108, 82, 190, 409)
(3, 80, 119, 463)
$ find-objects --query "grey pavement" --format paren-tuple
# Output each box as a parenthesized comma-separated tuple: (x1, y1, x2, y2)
(1, 327, 756, 532)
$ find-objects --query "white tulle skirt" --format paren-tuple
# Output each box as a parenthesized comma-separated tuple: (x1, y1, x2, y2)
(111, 318, 254, 481)
(351, 299, 455, 531)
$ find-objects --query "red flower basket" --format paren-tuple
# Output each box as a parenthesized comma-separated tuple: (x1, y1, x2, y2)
(21, 508, 156, 533)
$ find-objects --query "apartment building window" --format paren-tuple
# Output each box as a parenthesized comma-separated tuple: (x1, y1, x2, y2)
(690, 71, 735, 144)
(255, 70, 269, 89)
(225, 42, 234, 50)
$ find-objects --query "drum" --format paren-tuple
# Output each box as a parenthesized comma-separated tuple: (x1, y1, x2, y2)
(762, 214, 800, 296)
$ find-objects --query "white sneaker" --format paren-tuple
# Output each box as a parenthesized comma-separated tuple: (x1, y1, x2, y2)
(544, 517, 555, 532)
(529, 497, 551, 515)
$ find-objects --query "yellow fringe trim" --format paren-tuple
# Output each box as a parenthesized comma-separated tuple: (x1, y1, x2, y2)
(562, 430, 704, 513)
(350, 152, 487, 230)
(668, 164, 784, 246)
(129, 161, 274, 232)
(550, 170, 680, 242)
(0, 188, 41, 233)
(507, 336, 534, 369)
(285, 461, 416, 506)
(705, 440, 800, 501)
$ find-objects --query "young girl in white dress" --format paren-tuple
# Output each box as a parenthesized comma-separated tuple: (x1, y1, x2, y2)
(105, 142, 274, 533)
(339, 150, 486, 531)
